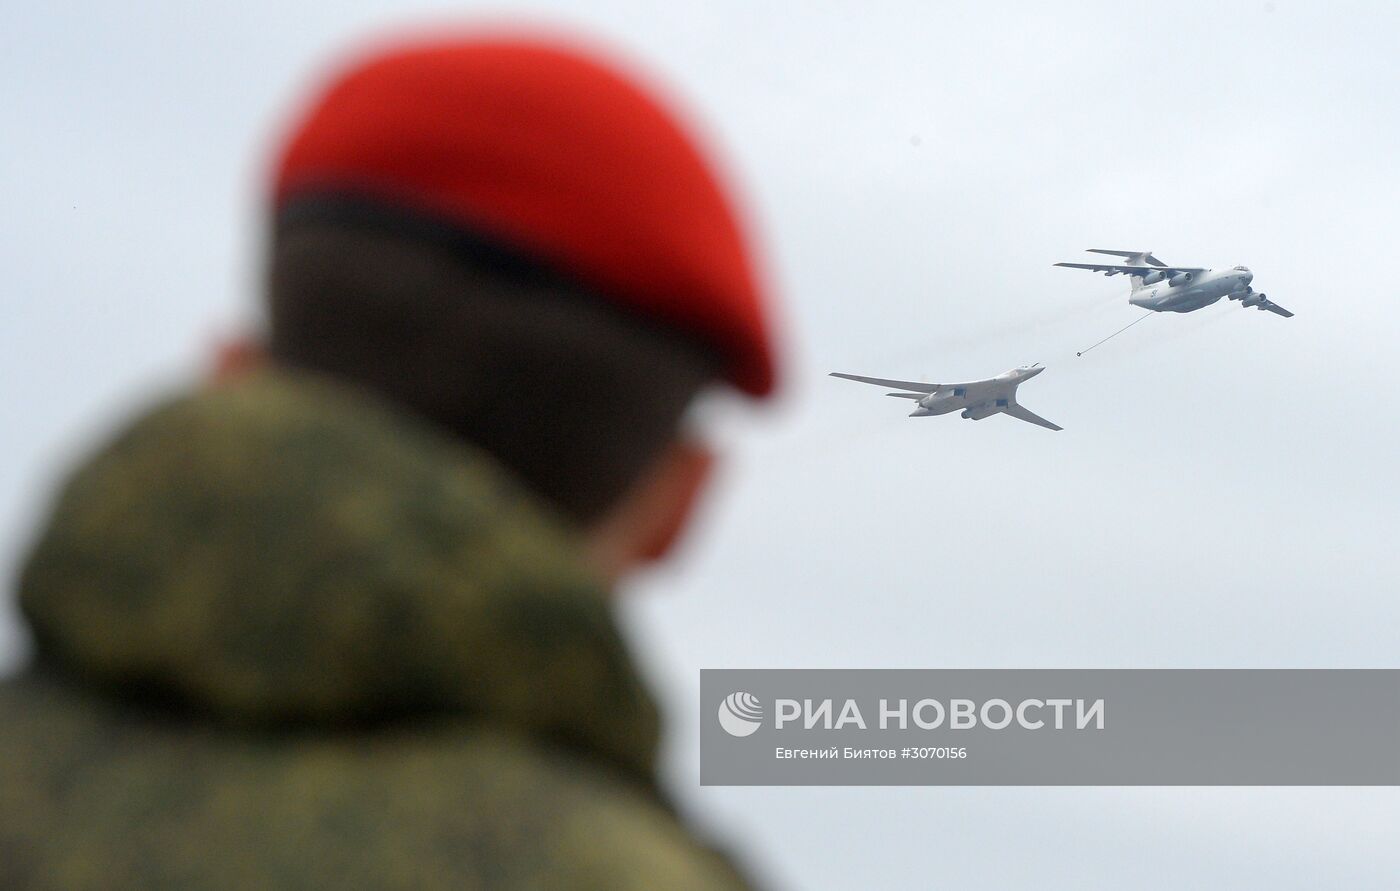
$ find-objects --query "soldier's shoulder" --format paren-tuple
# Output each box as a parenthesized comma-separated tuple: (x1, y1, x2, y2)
(348, 725, 759, 891)
(480, 731, 757, 890)
(0, 681, 755, 890)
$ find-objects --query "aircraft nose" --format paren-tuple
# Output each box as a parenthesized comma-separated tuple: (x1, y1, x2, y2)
(1243, 271, 1254, 284)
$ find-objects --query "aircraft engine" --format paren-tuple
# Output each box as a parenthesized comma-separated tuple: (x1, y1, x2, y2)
(919, 392, 954, 410)
(960, 404, 1000, 421)
(1168, 272, 1194, 286)
(1241, 292, 1264, 307)
(1141, 270, 1165, 285)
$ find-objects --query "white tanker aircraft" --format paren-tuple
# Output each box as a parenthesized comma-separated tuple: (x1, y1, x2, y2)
(1055, 249, 1293, 318)
(829, 364, 1062, 430)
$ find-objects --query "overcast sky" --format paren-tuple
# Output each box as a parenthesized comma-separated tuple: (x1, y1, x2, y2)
(4, 2, 1399, 888)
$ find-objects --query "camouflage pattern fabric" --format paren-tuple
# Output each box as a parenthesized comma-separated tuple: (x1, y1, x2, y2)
(0, 371, 756, 890)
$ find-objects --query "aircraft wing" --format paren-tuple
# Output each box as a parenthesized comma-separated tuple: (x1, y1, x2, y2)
(1261, 299, 1294, 318)
(829, 372, 940, 393)
(1003, 403, 1062, 431)
(1054, 262, 1206, 277)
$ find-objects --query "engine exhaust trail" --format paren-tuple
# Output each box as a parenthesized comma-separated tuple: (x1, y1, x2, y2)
(1077, 311, 1155, 357)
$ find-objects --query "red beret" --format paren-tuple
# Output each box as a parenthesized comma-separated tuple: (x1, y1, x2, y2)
(273, 33, 777, 397)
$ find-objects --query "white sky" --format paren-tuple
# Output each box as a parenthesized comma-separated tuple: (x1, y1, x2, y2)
(4, 2, 1399, 888)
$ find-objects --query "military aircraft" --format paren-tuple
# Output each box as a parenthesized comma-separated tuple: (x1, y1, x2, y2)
(1055, 249, 1293, 317)
(830, 364, 1062, 430)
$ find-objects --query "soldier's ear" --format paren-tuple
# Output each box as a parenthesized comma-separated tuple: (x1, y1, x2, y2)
(211, 336, 265, 383)
(584, 438, 715, 584)
(634, 439, 714, 564)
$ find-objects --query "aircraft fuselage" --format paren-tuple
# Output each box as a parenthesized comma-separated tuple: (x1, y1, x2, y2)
(1129, 267, 1253, 313)
(909, 365, 1042, 417)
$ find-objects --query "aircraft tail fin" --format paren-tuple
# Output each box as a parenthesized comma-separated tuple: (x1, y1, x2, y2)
(1086, 249, 1164, 288)
(1086, 249, 1166, 268)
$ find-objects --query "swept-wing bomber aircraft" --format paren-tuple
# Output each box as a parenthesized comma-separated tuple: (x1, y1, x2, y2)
(1055, 249, 1293, 318)
(830, 364, 1062, 430)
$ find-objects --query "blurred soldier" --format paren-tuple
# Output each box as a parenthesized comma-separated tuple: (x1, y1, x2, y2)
(0, 32, 778, 890)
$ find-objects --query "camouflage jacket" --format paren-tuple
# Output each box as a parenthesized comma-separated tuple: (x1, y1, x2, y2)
(0, 372, 755, 890)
